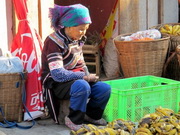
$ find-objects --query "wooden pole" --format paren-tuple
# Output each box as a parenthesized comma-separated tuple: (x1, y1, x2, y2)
(158, 0, 164, 24)
(38, 0, 54, 42)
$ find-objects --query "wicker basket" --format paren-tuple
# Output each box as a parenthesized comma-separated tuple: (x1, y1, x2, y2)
(150, 23, 180, 80)
(0, 72, 25, 122)
(114, 34, 170, 78)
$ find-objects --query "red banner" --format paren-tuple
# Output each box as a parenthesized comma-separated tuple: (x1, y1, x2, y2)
(11, 0, 44, 120)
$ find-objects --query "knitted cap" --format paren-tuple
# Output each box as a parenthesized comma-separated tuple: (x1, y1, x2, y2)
(49, 4, 92, 30)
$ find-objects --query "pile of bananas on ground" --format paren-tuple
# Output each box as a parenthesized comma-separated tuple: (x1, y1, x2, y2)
(160, 24, 180, 35)
(70, 118, 136, 135)
(70, 106, 180, 135)
(136, 106, 180, 135)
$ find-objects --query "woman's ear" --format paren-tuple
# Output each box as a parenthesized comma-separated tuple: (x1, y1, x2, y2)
(65, 27, 71, 36)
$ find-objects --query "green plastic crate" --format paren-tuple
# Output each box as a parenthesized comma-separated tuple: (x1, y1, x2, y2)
(103, 75, 180, 122)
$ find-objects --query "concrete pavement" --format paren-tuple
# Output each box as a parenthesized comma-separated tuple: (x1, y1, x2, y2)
(0, 118, 71, 135)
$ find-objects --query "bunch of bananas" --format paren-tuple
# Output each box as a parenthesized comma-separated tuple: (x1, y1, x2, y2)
(160, 24, 180, 35)
(70, 124, 120, 135)
(70, 107, 180, 135)
(107, 118, 136, 134)
(136, 106, 180, 135)
(70, 119, 136, 135)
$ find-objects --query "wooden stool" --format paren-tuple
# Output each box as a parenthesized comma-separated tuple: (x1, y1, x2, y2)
(58, 99, 90, 124)
(82, 45, 100, 76)
(58, 100, 70, 125)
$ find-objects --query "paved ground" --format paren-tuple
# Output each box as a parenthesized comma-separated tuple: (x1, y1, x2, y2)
(0, 118, 71, 135)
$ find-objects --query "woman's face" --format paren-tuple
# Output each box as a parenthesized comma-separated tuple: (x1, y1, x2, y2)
(67, 24, 90, 40)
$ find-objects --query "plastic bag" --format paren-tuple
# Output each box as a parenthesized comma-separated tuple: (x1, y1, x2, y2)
(121, 29, 161, 41)
(103, 38, 120, 78)
(0, 56, 24, 73)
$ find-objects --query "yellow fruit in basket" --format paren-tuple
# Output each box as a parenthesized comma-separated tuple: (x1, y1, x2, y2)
(172, 25, 180, 35)
(160, 24, 173, 34)
(176, 28, 180, 36)
(164, 24, 173, 34)
(160, 27, 168, 33)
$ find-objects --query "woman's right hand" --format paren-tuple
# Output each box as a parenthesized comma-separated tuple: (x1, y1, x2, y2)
(83, 74, 99, 82)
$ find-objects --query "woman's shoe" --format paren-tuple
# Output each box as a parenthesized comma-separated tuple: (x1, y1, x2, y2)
(84, 115, 107, 126)
(65, 116, 83, 131)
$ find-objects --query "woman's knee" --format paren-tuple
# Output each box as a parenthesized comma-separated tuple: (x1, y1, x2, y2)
(97, 82, 111, 94)
(70, 79, 91, 97)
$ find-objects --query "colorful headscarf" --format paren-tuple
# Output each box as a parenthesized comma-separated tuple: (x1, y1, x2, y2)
(49, 4, 92, 30)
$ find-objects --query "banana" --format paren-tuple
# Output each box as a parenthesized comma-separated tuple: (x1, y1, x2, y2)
(126, 125, 135, 132)
(83, 124, 92, 132)
(155, 106, 173, 116)
(123, 121, 135, 132)
(170, 117, 179, 127)
(164, 124, 174, 132)
(149, 127, 156, 134)
(168, 128, 177, 135)
(96, 129, 107, 134)
(172, 25, 180, 35)
(104, 128, 118, 135)
(135, 132, 149, 135)
(149, 113, 159, 120)
(70, 130, 77, 135)
(164, 24, 173, 34)
(154, 126, 162, 134)
(160, 24, 173, 34)
(139, 123, 149, 128)
(76, 127, 88, 135)
(174, 113, 180, 119)
(176, 125, 180, 132)
(160, 24, 180, 35)
(86, 124, 98, 131)
(120, 130, 130, 135)
(93, 130, 101, 135)
(106, 122, 113, 128)
(160, 27, 169, 34)
(177, 30, 180, 35)
(108, 120, 121, 129)
(162, 107, 174, 114)
(136, 127, 152, 135)
(85, 131, 98, 135)
(155, 111, 164, 117)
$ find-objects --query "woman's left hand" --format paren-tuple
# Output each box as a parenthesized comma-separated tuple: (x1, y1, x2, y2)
(83, 74, 99, 82)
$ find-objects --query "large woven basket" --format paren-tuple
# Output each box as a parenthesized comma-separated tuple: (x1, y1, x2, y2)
(150, 23, 180, 80)
(0, 72, 25, 122)
(114, 34, 170, 78)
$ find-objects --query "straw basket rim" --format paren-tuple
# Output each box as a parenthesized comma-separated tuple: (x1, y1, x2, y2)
(113, 33, 170, 43)
(0, 72, 21, 76)
(0, 71, 27, 79)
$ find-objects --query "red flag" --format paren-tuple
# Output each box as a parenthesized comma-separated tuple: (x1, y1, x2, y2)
(11, 0, 44, 120)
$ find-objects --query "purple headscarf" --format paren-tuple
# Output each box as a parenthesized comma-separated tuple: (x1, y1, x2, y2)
(49, 4, 92, 30)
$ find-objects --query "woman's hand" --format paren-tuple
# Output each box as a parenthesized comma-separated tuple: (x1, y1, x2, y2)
(83, 74, 99, 82)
